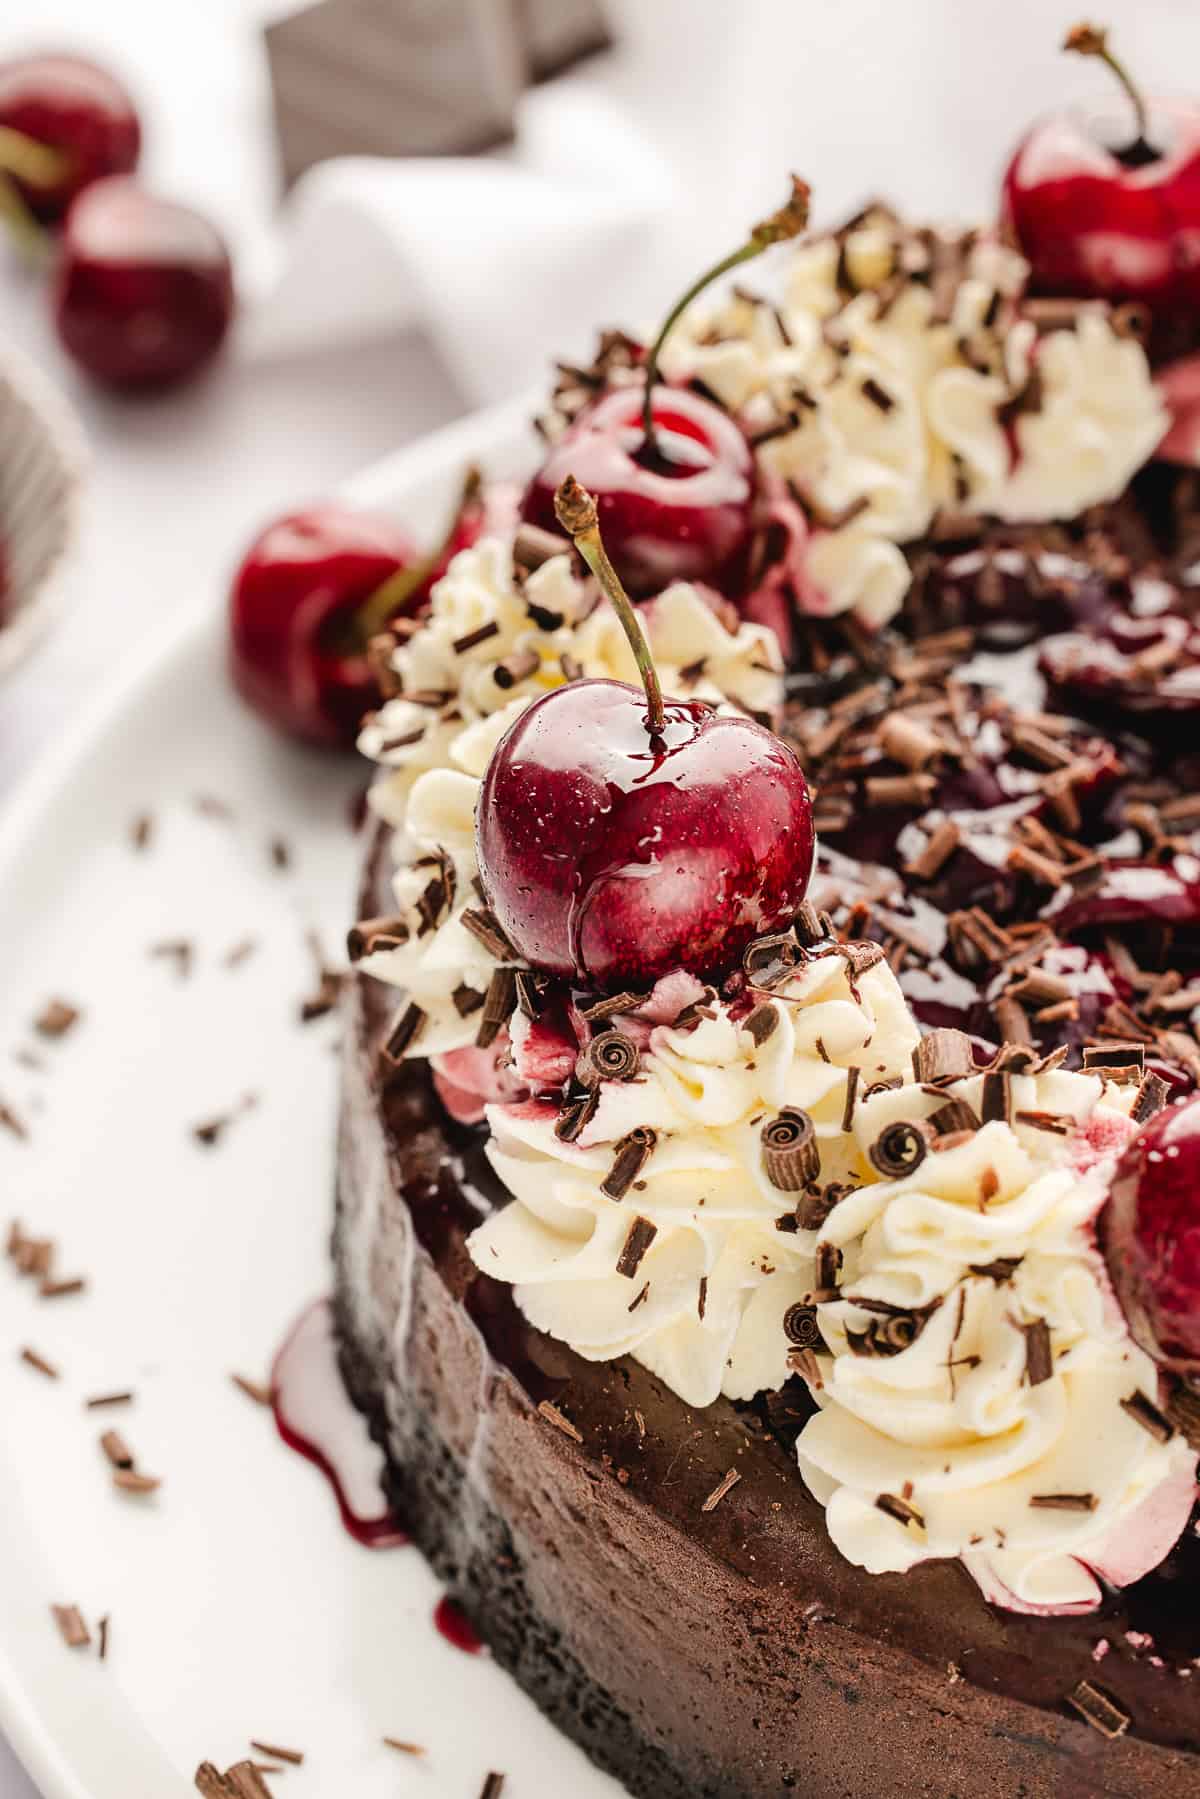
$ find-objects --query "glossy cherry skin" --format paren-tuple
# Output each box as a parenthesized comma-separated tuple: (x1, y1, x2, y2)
(1002, 97, 1200, 314)
(55, 177, 234, 390)
(0, 54, 140, 223)
(1103, 1096, 1200, 1376)
(230, 504, 419, 748)
(476, 678, 814, 988)
(520, 385, 755, 599)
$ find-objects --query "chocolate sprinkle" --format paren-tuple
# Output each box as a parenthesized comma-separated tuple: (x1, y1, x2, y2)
(1066, 1681, 1130, 1740)
(869, 1118, 933, 1178)
(701, 1469, 742, 1513)
(761, 1107, 821, 1189)
(601, 1128, 658, 1200)
(1120, 1389, 1175, 1444)
(616, 1215, 658, 1279)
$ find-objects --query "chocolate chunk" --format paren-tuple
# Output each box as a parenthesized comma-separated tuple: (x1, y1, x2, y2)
(600, 1127, 657, 1199)
(869, 1119, 934, 1179)
(761, 1108, 821, 1190)
(616, 1215, 658, 1279)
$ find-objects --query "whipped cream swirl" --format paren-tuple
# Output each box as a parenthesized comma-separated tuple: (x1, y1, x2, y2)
(660, 214, 1166, 630)
(354, 536, 784, 1061)
(466, 950, 920, 1408)
(796, 1067, 1198, 1614)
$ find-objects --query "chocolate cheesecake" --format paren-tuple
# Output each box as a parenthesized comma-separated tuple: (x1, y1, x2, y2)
(334, 200, 1200, 1797)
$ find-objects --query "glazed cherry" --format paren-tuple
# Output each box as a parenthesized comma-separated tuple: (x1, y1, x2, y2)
(1002, 23, 1200, 315)
(230, 504, 420, 748)
(55, 176, 234, 390)
(476, 477, 814, 987)
(520, 177, 811, 599)
(1103, 1095, 1200, 1376)
(521, 385, 756, 599)
(0, 54, 139, 227)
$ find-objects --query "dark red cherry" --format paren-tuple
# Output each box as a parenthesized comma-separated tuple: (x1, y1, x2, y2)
(0, 54, 140, 225)
(55, 176, 234, 390)
(476, 678, 814, 987)
(1001, 24, 1200, 316)
(521, 384, 756, 598)
(229, 504, 419, 748)
(521, 176, 812, 600)
(1103, 1095, 1200, 1375)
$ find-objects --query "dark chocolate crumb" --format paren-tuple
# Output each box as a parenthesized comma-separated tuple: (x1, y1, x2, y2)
(701, 1469, 742, 1513)
(34, 999, 80, 1039)
(537, 1399, 583, 1444)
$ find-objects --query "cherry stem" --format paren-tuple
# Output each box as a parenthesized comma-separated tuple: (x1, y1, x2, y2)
(639, 174, 812, 459)
(356, 464, 482, 642)
(1063, 22, 1149, 145)
(554, 474, 665, 737)
(0, 125, 71, 190)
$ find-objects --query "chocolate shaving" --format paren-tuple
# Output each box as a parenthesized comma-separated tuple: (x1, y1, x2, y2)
(815, 1241, 842, 1292)
(536, 1399, 582, 1443)
(248, 1743, 303, 1767)
(150, 939, 193, 979)
(860, 375, 895, 413)
(382, 1738, 427, 1757)
(616, 1215, 658, 1279)
(480, 1776, 507, 1799)
(628, 1281, 649, 1312)
(788, 1346, 824, 1387)
(1022, 1318, 1053, 1387)
(269, 837, 291, 871)
(968, 1257, 1022, 1284)
(912, 1028, 974, 1083)
(554, 1088, 599, 1143)
(98, 1614, 109, 1660)
(869, 1118, 934, 1178)
(841, 1066, 861, 1131)
(347, 914, 409, 961)
(701, 1469, 742, 1513)
(231, 1373, 273, 1407)
(130, 812, 153, 851)
(876, 1493, 924, 1530)
(743, 930, 801, 988)
(928, 1097, 981, 1137)
(514, 970, 551, 1017)
(797, 1181, 855, 1231)
(576, 1030, 640, 1086)
(453, 983, 486, 1018)
(476, 968, 516, 1050)
(601, 1127, 657, 1200)
(34, 999, 80, 1039)
(1082, 1040, 1146, 1078)
(761, 1108, 821, 1190)
(459, 906, 516, 962)
(1029, 1492, 1097, 1512)
(865, 772, 936, 808)
(1120, 1390, 1175, 1444)
(51, 1605, 90, 1648)
(1130, 1071, 1171, 1125)
(743, 1002, 779, 1046)
(382, 1003, 426, 1063)
(100, 1430, 134, 1470)
(698, 1275, 708, 1319)
(1065, 1681, 1130, 1740)
(40, 1276, 86, 1299)
(792, 900, 829, 947)
(20, 1347, 59, 1379)
(452, 620, 501, 654)
(86, 1391, 133, 1410)
(494, 648, 541, 690)
(1, 1099, 30, 1141)
(580, 991, 644, 1023)
(980, 1070, 1012, 1124)
(113, 1470, 161, 1494)
(905, 818, 961, 881)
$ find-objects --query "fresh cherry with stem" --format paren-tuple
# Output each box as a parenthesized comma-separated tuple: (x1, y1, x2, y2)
(1002, 21, 1200, 315)
(0, 54, 140, 251)
(520, 178, 811, 598)
(477, 476, 815, 989)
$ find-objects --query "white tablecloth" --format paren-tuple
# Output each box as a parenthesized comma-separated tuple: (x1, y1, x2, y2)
(2, 1, 1196, 1792)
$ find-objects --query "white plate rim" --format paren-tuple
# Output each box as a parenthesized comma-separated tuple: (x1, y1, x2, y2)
(0, 386, 539, 1799)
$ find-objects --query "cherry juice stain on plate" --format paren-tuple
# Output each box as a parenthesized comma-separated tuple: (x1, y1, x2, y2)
(271, 1297, 407, 1548)
(434, 1594, 485, 1654)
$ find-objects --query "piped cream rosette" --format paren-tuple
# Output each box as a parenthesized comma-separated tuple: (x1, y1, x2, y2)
(795, 1065, 1198, 1614)
(467, 950, 920, 1408)
(659, 220, 1166, 630)
(354, 536, 784, 1054)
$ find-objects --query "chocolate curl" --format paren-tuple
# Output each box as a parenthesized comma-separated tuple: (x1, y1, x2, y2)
(575, 1029, 640, 1086)
(783, 1302, 822, 1348)
(762, 1107, 821, 1190)
(868, 1117, 934, 1179)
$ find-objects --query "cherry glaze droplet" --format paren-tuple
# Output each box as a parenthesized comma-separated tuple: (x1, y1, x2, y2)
(434, 1594, 485, 1654)
(271, 1298, 407, 1549)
